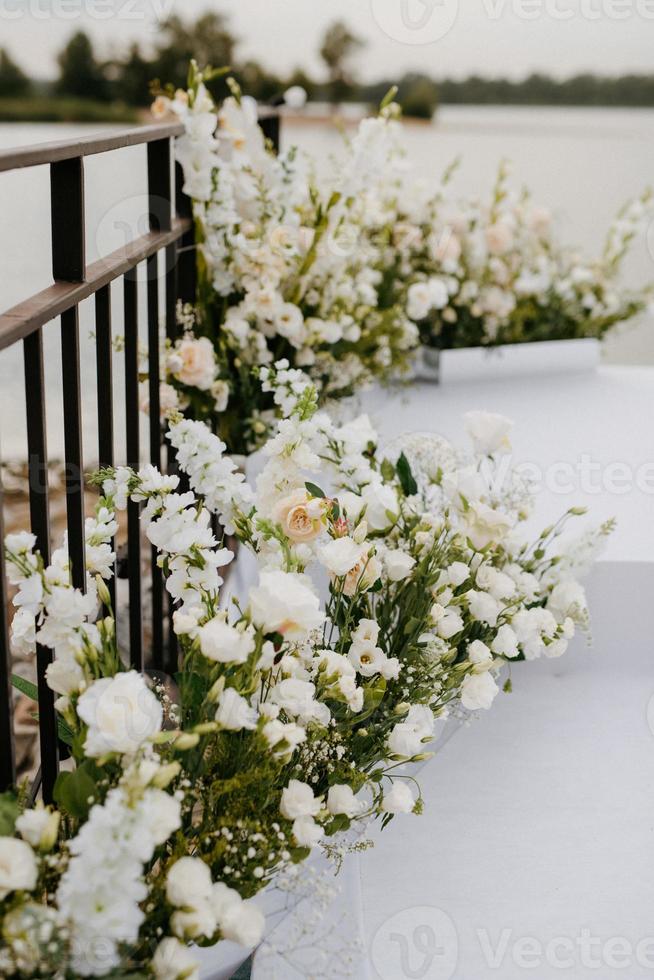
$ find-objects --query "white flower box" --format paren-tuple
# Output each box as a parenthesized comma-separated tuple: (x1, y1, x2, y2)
(418, 338, 600, 384)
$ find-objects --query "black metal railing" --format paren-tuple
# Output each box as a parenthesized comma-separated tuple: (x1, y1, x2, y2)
(0, 111, 280, 803)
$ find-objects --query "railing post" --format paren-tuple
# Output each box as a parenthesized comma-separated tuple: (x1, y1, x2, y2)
(175, 161, 196, 305)
(124, 272, 143, 670)
(50, 157, 85, 282)
(0, 461, 15, 791)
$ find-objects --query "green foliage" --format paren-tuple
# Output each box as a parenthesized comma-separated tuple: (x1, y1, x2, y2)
(396, 453, 418, 497)
(53, 761, 100, 820)
(0, 792, 20, 835)
(0, 48, 30, 98)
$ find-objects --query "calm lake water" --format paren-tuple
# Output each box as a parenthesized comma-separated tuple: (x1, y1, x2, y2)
(0, 106, 653, 461)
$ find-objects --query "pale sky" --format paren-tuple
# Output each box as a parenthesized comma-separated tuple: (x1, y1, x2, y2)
(4, 0, 654, 81)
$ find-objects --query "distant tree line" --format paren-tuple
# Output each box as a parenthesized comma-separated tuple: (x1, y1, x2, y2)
(2, 14, 654, 119)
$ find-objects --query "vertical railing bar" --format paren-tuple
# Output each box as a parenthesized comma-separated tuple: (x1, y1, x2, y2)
(147, 253, 164, 670)
(61, 306, 86, 592)
(175, 160, 196, 305)
(124, 271, 143, 670)
(0, 461, 16, 791)
(147, 139, 172, 233)
(95, 285, 116, 608)
(164, 241, 178, 674)
(50, 157, 85, 282)
(23, 330, 58, 802)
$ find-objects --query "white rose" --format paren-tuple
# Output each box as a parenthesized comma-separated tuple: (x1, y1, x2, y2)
(221, 899, 265, 947)
(15, 806, 59, 851)
(361, 482, 399, 531)
(152, 937, 200, 980)
(383, 549, 416, 582)
(491, 624, 519, 659)
(436, 609, 464, 639)
(0, 837, 38, 900)
(326, 784, 365, 818)
(173, 336, 216, 391)
(292, 816, 324, 849)
(250, 570, 324, 640)
(215, 688, 258, 731)
(463, 410, 513, 455)
(198, 619, 255, 664)
(407, 281, 432, 321)
(467, 590, 502, 627)
(76, 671, 163, 757)
(381, 782, 416, 814)
(166, 856, 213, 908)
(210, 881, 242, 923)
(280, 780, 321, 820)
(461, 671, 499, 710)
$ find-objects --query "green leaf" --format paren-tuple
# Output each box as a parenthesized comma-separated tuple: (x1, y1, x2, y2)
(396, 453, 418, 497)
(57, 717, 74, 747)
(0, 792, 20, 835)
(380, 458, 395, 483)
(289, 846, 311, 864)
(503, 678, 513, 693)
(305, 481, 325, 499)
(53, 761, 99, 820)
(324, 814, 351, 837)
(380, 85, 399, 110)
(11, 674, 38, 702)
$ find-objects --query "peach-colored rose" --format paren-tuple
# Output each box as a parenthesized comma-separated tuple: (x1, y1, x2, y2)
(173, 337, 216, 391)
(151, 95, 172, 120)
(273, 489, 324, 543)
(485, 220, 513, 255)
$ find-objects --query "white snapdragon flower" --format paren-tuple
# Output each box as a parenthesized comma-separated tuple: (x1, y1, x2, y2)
(511, 607, 558, 660)
(547, 579, 587, 624)
(464, 411, 513, 455)
(76, 671, 163, 757)
(0, 837, 38, 900)
(461, 670, 499, 710)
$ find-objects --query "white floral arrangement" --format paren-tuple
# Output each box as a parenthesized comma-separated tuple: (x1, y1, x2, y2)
(154, 67, 417, 454)
(0, 369, 609, 978)
(371, 159, 654, 349)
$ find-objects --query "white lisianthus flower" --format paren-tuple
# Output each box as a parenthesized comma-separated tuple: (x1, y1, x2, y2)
(436, 608, 464, 639)
(348, 640, 396, 678)
(15, 806, 59, 852)
(292, 816, 324, 849)
(446, 561, 470, 587)
(269, 678, 325, 723)
(381, 782, 416, 814)
(262, 719, 306, 755)
(491, 623, 520, 659)
(326, 784, 365, 818)
(462, 501, 512, 550)
(360, 482, 399, 531)
(463, 410, 513, 455)
(172, 336, 216, 391)
(280, 780, 321, 820)
(383, 549, 416, 582)
(406, 281, 432, 321)
(547, 579, 587, 623)
(76, 671, 163, 757)
(250, 570, 324, 639)
(476, 565, 516, 600)
(0, 837, 38, 900)
(221, 899, 265, 947)
(467, 639, 493, 668)
(351, 618, 380, 645)
(166, 856, 213, 908)
(215, 688, 258, 732)
(152, 937, 200, 980)
(387, 723, 422, 759)
(198, 618, 255, 664)
(461, 670, 500, 710)
(467, 590, 502, 628)
(171, 904, 216, 941)
(319, 536, 363, 576)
